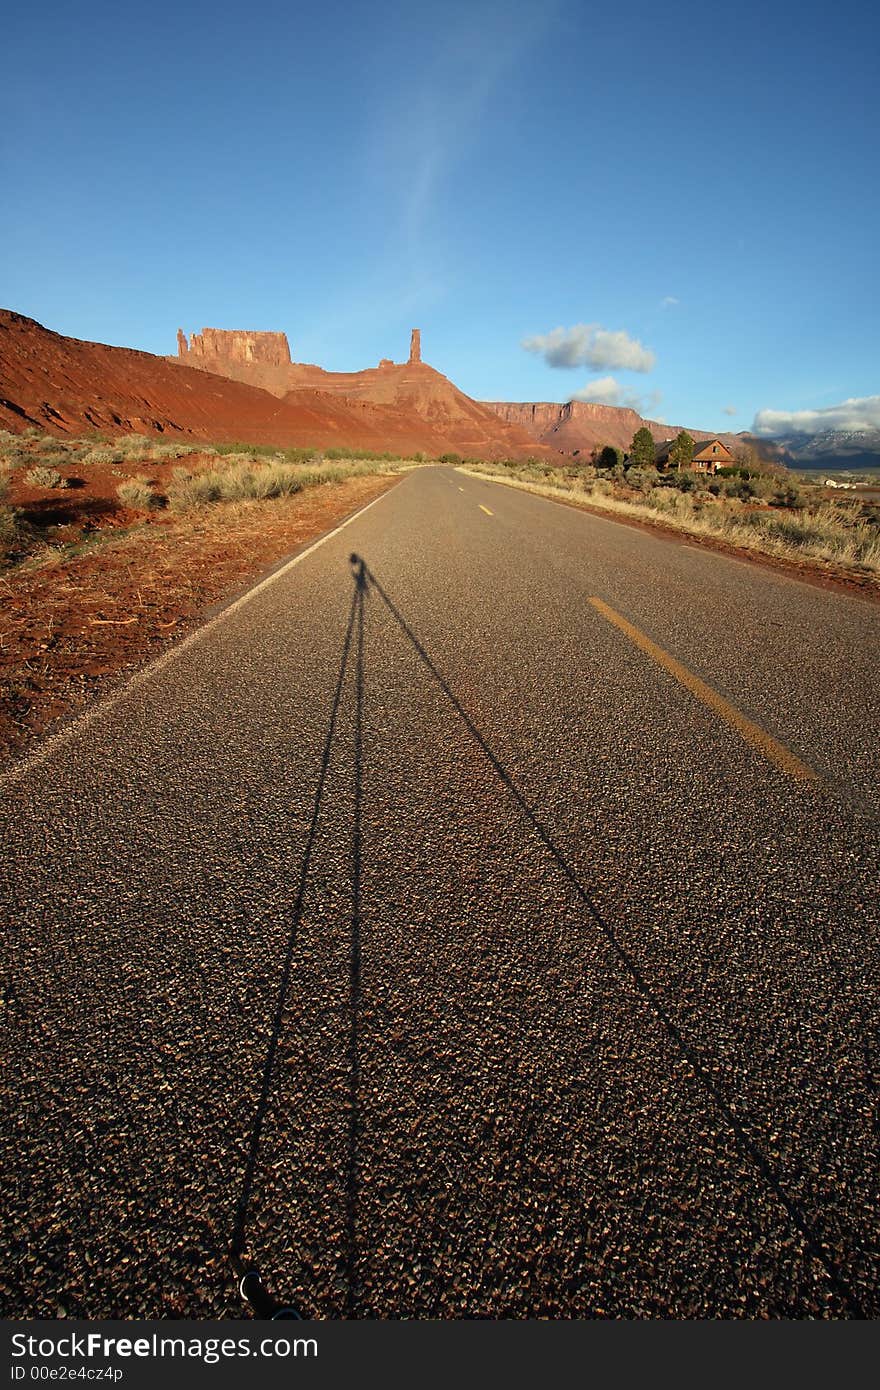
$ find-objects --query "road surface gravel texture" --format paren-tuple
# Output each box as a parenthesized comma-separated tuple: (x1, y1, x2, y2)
(2, 467, 878, 1318)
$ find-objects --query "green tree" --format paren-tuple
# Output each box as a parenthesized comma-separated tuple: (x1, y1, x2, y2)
(629, 427, 655, 468)
(669, 431, 694, 470)
(596, 444, 624, 469)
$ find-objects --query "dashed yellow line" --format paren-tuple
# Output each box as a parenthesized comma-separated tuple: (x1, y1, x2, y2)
(479, 504, 493, 516)
(588, 596, 816, 782)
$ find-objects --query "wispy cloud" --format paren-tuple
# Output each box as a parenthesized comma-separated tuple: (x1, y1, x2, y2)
(522, 323, 656, 372)
(660, 296, 679, 308)
(721, 404, 738, 416)
(315, 3, 561, 351)
(572, 376, 662, 413)
(368, 4, 559, 257)
(752, 395, 880, 436)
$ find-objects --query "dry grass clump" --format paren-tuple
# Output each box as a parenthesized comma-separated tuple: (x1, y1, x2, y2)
(152, 440, 208, 461)
(166, 457, 372, 510)
(116, 476, 161, 511)
(0, 507, 19, 560)
(0, 472, 20, 560)
(0, 433, 93, 471)
(80, 444, 123, 467)
(112, 434, 206, 463)
(115, 434, 155, 458)
(79, 438, 207, 467)
(25, 465, 69, 489)
(740, 504, 880, 567)
(0, 434, 35, 469)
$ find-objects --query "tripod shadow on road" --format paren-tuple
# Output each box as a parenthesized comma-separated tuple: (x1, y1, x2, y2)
(230, 556, 367, 1317)
(231, 552, 861, 1318)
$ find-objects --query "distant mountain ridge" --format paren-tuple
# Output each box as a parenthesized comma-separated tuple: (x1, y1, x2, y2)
(773, 429, 880, 471)
(482, 399, 751, 459)
(483, 398, 880, 472)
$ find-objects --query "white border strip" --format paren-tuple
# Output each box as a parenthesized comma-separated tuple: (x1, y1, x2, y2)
(1, 481, 399, 788)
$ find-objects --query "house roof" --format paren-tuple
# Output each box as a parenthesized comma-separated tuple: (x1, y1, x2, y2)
(692, 438, 734, 456)
(653, 437, 733, 464)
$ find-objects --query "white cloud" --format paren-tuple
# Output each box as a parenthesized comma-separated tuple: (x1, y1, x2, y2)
(721, 404, 738, 416)
(573, 375, 629, 405)
(661, 296, 679, 308)
(522, 322, 656, 373)
(572, 377, 662, 413)
(752, 395, 880, 436)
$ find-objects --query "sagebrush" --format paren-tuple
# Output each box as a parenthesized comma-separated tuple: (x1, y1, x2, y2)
(25, 466, 68, 489)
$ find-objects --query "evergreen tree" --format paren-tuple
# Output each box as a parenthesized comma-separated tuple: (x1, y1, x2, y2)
(669, 431, 694, 470)
(630, 427, 655, 467)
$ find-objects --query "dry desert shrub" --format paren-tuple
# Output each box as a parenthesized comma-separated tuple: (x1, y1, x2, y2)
(0, 505, 20, 560)
(461, 465, 880, 577)
(741, 504, 880, 566)
(81, 445, 123, 467)
(116, 477, 160, 511)
(113, 434, 158, 461)
(25, 465, 68, 489)
(0, 441, 33, 469)
(166, 468, 224, 508)
(114, 434, 207, 463)
(166, 457, 372, 510)
(152, 441, 205, 461)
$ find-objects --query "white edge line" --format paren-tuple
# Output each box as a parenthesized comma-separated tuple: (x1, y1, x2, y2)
(1, 481, 399, 789)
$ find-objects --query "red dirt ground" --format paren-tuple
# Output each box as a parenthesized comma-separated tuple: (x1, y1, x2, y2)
(0, 472, 400, 764)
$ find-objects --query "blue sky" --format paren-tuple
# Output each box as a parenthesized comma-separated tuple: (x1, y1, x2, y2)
(2, 0, 878, 435)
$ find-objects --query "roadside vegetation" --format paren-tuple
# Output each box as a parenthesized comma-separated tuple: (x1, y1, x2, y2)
(0, 428, 408, 760)
(460, 437, 880, 582)
(165, 457, 380, 509)
(0, 429, 417, 572)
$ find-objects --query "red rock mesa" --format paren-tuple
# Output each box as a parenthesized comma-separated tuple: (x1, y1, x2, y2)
(0, 310, 555, 460)
(177, 328, 291, 368)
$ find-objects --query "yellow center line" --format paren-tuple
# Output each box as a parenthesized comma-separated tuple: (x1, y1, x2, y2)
(588, 596, 817, 782)
(479, 504, 493, 516)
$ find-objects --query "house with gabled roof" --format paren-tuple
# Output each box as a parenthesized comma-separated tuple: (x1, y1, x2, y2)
(654, 438, 735, 474)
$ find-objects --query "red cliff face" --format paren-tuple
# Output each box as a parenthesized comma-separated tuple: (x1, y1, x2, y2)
(482, 400, 736, 456)
(0, 311, 556, 461)
(166, 325, 556, 460)
(180, 328, 292, 368)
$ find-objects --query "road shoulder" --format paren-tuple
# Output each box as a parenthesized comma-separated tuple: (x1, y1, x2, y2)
(0, 471, 403, 769)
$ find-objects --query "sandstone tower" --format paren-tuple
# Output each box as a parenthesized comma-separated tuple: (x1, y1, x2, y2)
(409, 328, 421, 364)
(176, 328, 188, 358)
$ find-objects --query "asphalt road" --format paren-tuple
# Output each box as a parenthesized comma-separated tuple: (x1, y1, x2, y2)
(2, 465, 878, 1319)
